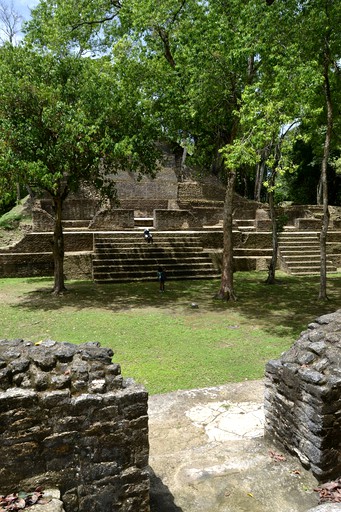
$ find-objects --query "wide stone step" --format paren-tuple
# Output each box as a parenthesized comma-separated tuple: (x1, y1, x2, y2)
(280, 249, 320, 255)
(277, 229, 339, 275)
(285, 254, 321, 261)
(288, 262, 336, 271)
(234, 219, 255, 231)
(279, 240, 319, 246)
(94, 268, 220, 282)
(234, 248, 273, 256)
(134, 217, 153, 227)
(95, 232, 204, 238)
(279, 238, 319, 245)
(290, 268, 336, 275)
(94, 265, 220, 276)
(93, 255, 211, 264)
(93, 268, 218, 280)
(95, 237, 202, 243)
(285, 260, 323, 267)
(93, 257, 214, 268)
(94, 249, 204, 259)
(238, 226, 256, 232)
(94, 242, 202, 250)
(92, 232, 219, 283)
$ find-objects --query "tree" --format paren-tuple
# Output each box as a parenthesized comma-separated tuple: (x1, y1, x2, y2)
(288, 0, 341, 300)
(0, 0, 23, 45)
(0, 45, 160, 294)
(229, 0, 340, 296)
(26, 0, 265, 300)
(25, 0, 341, 300)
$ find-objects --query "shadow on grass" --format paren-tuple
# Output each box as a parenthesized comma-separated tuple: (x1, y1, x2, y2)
(12, 272, 341, 340)
(233, 272, 341, 338)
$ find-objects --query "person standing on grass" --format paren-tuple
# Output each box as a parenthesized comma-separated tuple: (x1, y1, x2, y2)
(157, 266, 167, 292)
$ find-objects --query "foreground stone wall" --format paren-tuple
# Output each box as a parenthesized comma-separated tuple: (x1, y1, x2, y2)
(0, 339, 149, 512)
(264, 310, 341, 482)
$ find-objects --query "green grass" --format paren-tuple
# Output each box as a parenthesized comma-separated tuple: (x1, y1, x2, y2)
(0, 271, 340, 394)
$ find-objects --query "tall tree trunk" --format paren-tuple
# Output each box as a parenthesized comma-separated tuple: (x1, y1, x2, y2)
(52, 196, 66, 295)
(266, 185, 278, 284)
(317, 175, 323, 205)
(216, 169, 237, 300)
(318, 44, 332, 300)
(254, 158, 265, 202)
(16, 183, 20, 204)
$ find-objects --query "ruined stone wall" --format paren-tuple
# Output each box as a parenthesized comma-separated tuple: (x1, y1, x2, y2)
(0, 253, 54, 278)
(264, 310, 341, 482)
(114, 167, 178, 203)
(88, 209, 135, 230)
(177, 180, 225, 203)
(3, 233, 93, 254)
(39, 199, 101, 221)
(0, 340, 150, 512)
(154, 209, 202, 230)
(118, 199, 169, 217)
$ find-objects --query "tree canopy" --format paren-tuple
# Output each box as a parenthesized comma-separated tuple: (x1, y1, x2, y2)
(0, 0, 340, 298)
(0, 43, 160, 293)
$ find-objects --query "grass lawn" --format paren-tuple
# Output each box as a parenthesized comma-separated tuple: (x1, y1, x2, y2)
(0, 271, 340, 395)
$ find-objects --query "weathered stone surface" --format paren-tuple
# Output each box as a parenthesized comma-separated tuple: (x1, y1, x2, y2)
(265, 309, 341, 482)
(27, 489, 65, 512)
(0, 339, 149, 512)
(307, 504, 341, 512)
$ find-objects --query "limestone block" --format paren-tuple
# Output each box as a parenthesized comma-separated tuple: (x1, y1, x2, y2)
(264, 309, 341, 482)
(89, 209, 134, 230)
(154, 209, 201, 230)
(295, 218, 322, 230)
(29, 489, 65, 512)
(0, 340, 150, 512)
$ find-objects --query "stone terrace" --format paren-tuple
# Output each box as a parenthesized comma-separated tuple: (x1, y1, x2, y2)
(0, 159, 341, 280)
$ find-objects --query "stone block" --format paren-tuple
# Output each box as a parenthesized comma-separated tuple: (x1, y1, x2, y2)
(295, 218, 322, 230)
(192, 207, 223, 226)
(89, 209, 134, 230)
(154, 209, 202, 230)
(0, 340, 150, 511)
(264, 309, 341, 482)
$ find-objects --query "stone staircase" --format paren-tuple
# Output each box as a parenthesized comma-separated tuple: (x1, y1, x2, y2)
(234, 219, 256, 232)
(278, 232, 337, 275)
(92, 232, 220, 283)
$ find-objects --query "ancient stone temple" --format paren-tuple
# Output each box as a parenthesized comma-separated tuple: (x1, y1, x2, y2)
(0, 339, 149, 512)
(264, 309, 341, 482)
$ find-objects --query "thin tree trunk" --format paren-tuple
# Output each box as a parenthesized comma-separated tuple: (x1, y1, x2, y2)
(26, 185, 35, 198)
(318, 44, 332, 300)
(16, 183, 20, 204)
(52, 196, 66, 295)
(317, 175, 323, 205)
(216, 169, 237, 301)
(266, 185, 278, 284)
(254, 158, 265, 202)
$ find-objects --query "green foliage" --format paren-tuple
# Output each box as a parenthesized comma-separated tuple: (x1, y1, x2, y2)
(0, 45, 160, 201)
(21, 0, 341, 198)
